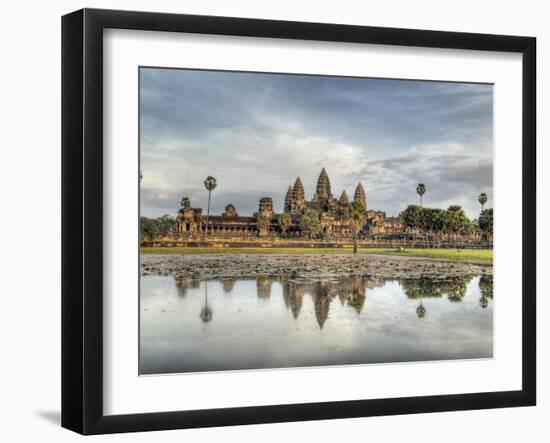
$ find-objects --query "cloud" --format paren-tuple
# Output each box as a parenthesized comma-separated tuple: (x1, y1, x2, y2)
(139, 68, 493, 220)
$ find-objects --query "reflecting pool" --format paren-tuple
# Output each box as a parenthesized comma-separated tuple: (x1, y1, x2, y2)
(139, 275, 493, 374)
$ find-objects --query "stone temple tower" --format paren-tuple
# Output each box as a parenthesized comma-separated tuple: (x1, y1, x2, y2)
(316, 167, 333, 201)
(258, 197, 274, 218)
(291, 177, 305, 213)
(339, 190, 349, 205)
(354, 182, 367, 209)
(284, 186, 293, 212)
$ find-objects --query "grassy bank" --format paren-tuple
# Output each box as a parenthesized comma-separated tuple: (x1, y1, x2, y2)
(141, 246, 492, 265)
(366, 248, 492, 265)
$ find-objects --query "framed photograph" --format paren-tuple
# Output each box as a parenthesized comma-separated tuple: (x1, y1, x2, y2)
(62, 8, 536, 435)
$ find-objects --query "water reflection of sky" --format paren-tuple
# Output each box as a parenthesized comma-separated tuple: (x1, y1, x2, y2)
(140, 275, 493, 374)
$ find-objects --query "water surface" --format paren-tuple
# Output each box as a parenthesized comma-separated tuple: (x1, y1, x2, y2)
(140, 275, 493, 374)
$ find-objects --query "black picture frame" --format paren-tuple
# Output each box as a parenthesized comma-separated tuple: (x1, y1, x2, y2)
(62, 8, 536, 435)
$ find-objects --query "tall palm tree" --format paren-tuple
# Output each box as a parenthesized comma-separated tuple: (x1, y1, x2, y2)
(347, 201, 367, 254)
(203, 176, 217, 239)
(416, 183, 426, 207)
(478, 192, 488, 211)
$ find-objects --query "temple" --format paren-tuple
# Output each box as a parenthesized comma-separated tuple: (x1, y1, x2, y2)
(175, 168, 403, 240)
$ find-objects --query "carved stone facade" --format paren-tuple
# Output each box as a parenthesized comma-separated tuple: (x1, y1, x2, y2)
(175, 168, 403, 239)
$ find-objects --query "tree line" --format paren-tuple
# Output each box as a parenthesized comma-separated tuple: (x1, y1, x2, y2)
(140, 215, 176, 241)
(399, 204, 493, 241)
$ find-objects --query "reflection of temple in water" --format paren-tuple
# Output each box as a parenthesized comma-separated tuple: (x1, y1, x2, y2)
(281, 276, 371, 328)
(338, 275, 372, 314)
(222, 278, 235, 293)
(174, 277, 200, 297)
(171, 273, 492, 329)
(281, 279, 304, 319)
(256, 276, 273, 298)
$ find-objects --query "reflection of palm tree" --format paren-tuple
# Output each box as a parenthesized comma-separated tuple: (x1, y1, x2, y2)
(416, 302, 426, 318)
(203, 176, 217, 240)
(479, 295, 489, 308)
(200, 281, 213, 323)
(402, 279, 428, 318)
(479, 275, 493, 299)
(479, 275, 493, 308)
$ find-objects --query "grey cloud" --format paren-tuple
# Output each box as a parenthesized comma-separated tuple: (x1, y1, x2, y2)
(140, 68, 493, 221)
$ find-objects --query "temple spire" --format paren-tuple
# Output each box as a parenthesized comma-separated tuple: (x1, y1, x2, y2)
(284, 186, 293, 212)
(339, 190, 349, 205)
(293, 177, 305, 202)
(354, 182, 366, 209)
(316, 167, 332, 199)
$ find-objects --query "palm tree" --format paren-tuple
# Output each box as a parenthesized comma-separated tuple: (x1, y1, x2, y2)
(203, 176, 217, 240)
(347, 201, 367, 254)
(478, 192, 488, 211)
(416, 183, 426, 207)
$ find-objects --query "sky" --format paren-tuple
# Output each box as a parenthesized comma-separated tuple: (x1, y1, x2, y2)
(140, 67, 493, 220)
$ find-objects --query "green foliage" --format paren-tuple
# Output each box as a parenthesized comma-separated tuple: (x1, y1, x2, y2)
(395, 204, 478, 239)
(140, 214, 176, 240)
(400, 205, 423, 229)
(446, 205, 469, 234)
(256, 215, 271, 231)
(277, 213, 292, 234)
(140, 217, 158, 241)
(300, 210, 321, 239)
(347, 201, 367, 237)
(478, 208, 493, 235)
(419, 207, 448, 234)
